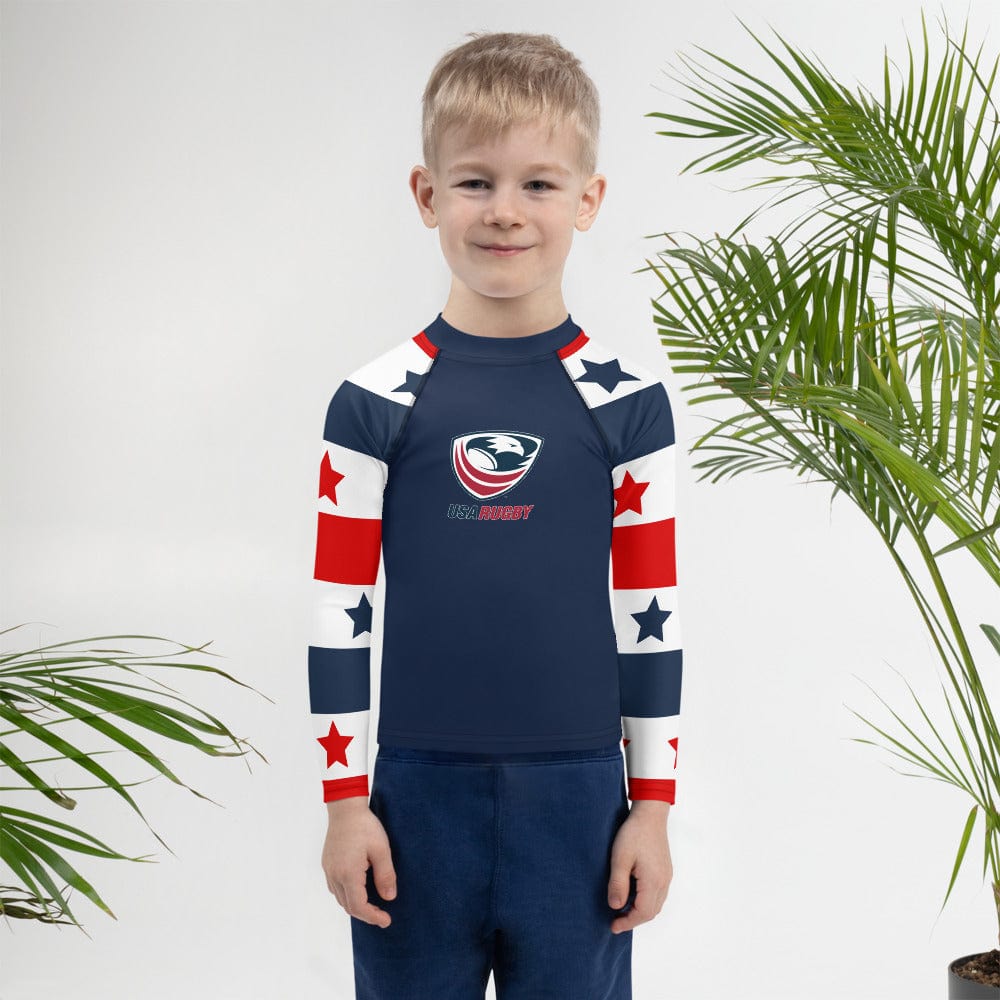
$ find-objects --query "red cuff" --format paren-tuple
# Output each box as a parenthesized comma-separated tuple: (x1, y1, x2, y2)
(627, 777, 675, 803)
(323, 774, 369, 802)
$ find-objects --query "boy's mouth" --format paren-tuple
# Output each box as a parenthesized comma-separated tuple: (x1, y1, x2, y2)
(478, 244, 531, 256)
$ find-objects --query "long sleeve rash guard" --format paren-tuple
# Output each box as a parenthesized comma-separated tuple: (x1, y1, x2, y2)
(309, 312, 683, 804)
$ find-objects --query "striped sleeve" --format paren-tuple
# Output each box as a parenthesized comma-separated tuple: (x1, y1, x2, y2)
(308, 332, 438, 803)
(557, 334, 683, 804)
(610, 379, 682, 803)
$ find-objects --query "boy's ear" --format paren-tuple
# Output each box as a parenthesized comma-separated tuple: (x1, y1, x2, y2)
(575, 174, 607, 233)
(410, 165, 438, 229)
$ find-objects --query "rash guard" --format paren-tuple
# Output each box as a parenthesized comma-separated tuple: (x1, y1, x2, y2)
(308, 312, 683, 803)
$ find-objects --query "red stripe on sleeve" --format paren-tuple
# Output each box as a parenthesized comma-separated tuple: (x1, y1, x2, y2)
(611, 518, 676, 589)
(323, 774, 370, 802)
(627, 776, 675, 803)
(314, 512, 382, 585)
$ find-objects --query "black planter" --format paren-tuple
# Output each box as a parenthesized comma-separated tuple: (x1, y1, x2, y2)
(949, 953, 1000, 998)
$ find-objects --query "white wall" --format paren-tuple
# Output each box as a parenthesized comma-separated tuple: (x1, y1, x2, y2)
(3, 2, 997, 998)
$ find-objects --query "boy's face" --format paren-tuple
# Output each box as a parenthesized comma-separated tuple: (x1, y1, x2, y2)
(410, 118, 606, 313)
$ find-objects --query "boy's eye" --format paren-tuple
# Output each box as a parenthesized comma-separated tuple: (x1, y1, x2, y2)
(458, 180, 552, 191)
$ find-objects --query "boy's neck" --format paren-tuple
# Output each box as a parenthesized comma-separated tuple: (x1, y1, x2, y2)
(440, 297, 571, 340)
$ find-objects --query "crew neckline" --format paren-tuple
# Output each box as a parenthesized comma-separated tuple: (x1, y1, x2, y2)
(422, 311, 582, 359)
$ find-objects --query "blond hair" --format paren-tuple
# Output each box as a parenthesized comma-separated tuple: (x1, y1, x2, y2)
(420, 31, 600, 180)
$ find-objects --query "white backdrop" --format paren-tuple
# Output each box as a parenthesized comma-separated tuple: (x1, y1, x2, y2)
(3, 2, 998, 998)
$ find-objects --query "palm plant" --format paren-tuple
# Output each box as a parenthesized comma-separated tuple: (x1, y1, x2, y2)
(0, 626, 267, 932)
(640, 8, 1000, 943)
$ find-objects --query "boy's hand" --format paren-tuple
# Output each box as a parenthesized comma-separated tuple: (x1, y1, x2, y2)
(607, 801, 673, 934)
(322, 797, 398, 928)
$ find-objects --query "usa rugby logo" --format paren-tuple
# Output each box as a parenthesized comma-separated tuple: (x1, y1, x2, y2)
(451, 431, 543, 500)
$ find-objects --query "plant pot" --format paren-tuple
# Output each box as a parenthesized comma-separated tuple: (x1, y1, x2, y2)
(949, 952, 1000, 997)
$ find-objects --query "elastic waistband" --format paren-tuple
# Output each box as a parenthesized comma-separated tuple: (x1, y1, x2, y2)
(375, 743, 622, 764)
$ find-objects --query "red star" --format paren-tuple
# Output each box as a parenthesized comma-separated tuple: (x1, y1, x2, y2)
(622, 737, 630, 748)
(317, 719, 354, 768)
(613, 470, 649, 517)
(319, 452, 345, 504)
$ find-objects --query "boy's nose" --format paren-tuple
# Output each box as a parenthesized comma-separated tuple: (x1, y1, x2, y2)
(483, 195, 524, 226)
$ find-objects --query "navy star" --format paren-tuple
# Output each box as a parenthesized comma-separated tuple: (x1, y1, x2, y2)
(575, 358, 640, 394)
(393, 370, 424, 395)
(344, 593, 373, 637)
(631, 595, 672, 642)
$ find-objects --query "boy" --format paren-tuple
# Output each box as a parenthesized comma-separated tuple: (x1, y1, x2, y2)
(309, 30, 682, 1000)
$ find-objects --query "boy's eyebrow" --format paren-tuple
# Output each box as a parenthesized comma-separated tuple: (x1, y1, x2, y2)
(448, 161, 572, 177)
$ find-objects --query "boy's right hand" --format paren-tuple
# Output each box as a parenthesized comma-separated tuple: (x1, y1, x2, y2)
(322, 797, 397, 928)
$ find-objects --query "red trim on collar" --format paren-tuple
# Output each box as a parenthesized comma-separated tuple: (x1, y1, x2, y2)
(413, 331, 439, 358)
(557, 330, 589, 359)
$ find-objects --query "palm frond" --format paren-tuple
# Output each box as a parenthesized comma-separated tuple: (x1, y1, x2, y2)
(0, 629, 269, 927)
(644, 8, 1000, 921)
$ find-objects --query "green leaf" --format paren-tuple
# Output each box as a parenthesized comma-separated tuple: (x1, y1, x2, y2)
(982, 624, 1000, 659)
(939, 804, 979, 914)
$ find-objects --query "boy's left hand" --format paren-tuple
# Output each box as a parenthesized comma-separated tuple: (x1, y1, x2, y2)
(607, 802, 673, 933)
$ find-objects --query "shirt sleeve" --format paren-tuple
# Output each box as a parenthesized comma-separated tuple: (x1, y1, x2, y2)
(308, 379, 388, 803)
(610, 380, 682, 803)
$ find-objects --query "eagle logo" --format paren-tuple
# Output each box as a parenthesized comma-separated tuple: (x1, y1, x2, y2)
(450, 431, 543, 500)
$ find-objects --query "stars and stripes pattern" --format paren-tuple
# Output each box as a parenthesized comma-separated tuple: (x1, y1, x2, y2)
(309, 335, 437, 802)
(310, 323, 682, 806)
(558, 336, 683, 803)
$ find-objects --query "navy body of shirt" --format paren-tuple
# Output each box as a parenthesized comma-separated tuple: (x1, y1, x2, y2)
(308, 312, 683, 803)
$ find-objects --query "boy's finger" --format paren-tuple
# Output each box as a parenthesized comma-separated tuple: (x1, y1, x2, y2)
(610, 898, 647, 934)
(610, 878, 648, 933)
(371, 848, 398, 900)
(610, 910, 643, 934)
(327, 878, 346, 909)
(356, 900, 393, 927)
(607, 861, 634, 908)
(346, 877, 392, 927)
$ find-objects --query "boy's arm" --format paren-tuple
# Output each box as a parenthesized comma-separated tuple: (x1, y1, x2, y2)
(610, 380, 682, 804)
(308, 381, 387, 803)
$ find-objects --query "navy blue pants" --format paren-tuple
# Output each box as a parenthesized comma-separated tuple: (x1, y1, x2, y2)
(350, 743, 636, 1000)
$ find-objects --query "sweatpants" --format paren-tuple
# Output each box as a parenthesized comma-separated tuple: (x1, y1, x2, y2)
(350, 742, 636, 1000)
